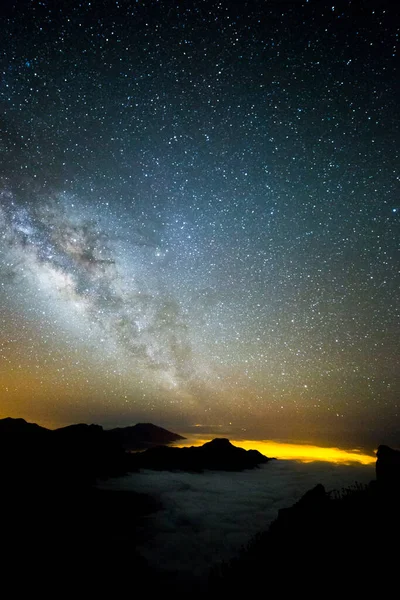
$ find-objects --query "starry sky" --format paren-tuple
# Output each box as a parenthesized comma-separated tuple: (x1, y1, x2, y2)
(0, 0, 398, 447)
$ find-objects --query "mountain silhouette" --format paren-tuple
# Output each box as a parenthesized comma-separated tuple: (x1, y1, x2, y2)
(376, 444, 400, 490)
(0, 416, 50, 435)
(209, 445, 400, 595)
(131, 437, 272, 471)
(106, 422, 185, 450)
(0, 416, 166, 592)
(0, 417, 184, 486)
(1, 415, 399, 594)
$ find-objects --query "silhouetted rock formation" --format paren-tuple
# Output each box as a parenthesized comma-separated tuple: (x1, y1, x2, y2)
(376, 444, 400, 490)
(0, 417, 186, 487)
(3, 416, 399, 594)
(0, 416, 50, 436)
(0, 417, 127, 490)
(0, 417, 53, 487)
(1, 417, 166, 592)
(52, 422, 128, 485)
(106, 422, 185, 450)
(210, 446, 400, 594)
(131, 437, 272, 471)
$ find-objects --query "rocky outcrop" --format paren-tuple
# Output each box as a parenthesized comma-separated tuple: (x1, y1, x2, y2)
(210, 447, 400, 594)
(376, 444, 400, 490)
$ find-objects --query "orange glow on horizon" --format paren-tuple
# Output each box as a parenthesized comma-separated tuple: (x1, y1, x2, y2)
(174, 436, 376, 465)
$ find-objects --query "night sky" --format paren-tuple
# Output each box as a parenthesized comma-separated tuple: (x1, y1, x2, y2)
(0, 0, 398, 447)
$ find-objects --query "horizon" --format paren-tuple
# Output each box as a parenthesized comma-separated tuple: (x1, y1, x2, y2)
(1, 399, 398, 452)
(0, 413, 383, 465)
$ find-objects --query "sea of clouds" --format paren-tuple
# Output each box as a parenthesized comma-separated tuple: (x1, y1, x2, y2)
(99, 458, 375, 582)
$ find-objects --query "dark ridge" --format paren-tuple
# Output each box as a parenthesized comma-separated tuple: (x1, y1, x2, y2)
(1, 417, 166, 590)
(0, 417, 185, 486)
(376, 444, 400, 490)
(54, 422, 104, 436)
(209, 445, 400, 594)
(2, 416, 399, 593)
(106, 421, 185, 450)
(0, 416, 50, 435)
(130, 437, 273, 472)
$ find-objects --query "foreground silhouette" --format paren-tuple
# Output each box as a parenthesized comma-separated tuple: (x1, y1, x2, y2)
(1, 417, 399, 594)
(0, 417, 185, 485)
(0, 416, 272, 593)
(209, 444, 400, 594)
(0, 417, 177, 591)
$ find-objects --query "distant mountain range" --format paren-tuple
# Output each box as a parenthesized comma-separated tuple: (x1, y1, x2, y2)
(0, 416, 187, 491)
(0, 416, 51, 436)
(0, 417, 270, 475)
(105, 422, 186, 450)
(0, 417, 185, 450)
(2, 416, 399, 593)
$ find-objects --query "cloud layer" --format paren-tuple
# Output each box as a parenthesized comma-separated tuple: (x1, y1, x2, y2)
(99, 459, 375, 581)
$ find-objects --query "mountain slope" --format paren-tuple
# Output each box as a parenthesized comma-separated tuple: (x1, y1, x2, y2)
(106, 422, 185, 450)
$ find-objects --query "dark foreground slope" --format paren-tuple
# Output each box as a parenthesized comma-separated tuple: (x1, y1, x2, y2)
(208, 444, 400, 595)
(0, 417, 188, 593)
(1, 416, 399, 595)
(0, 417, 271, 593)
(0, 418, 166, 591)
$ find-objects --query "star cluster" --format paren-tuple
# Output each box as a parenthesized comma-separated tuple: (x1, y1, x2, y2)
(0, 1, 398, 445)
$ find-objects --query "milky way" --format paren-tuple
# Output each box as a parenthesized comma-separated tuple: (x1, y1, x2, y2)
(0, 195, 194, 380)
(0, 1, 398, 444)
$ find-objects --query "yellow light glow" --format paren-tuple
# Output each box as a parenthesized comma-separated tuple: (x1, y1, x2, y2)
(174, 436, 376, 465)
